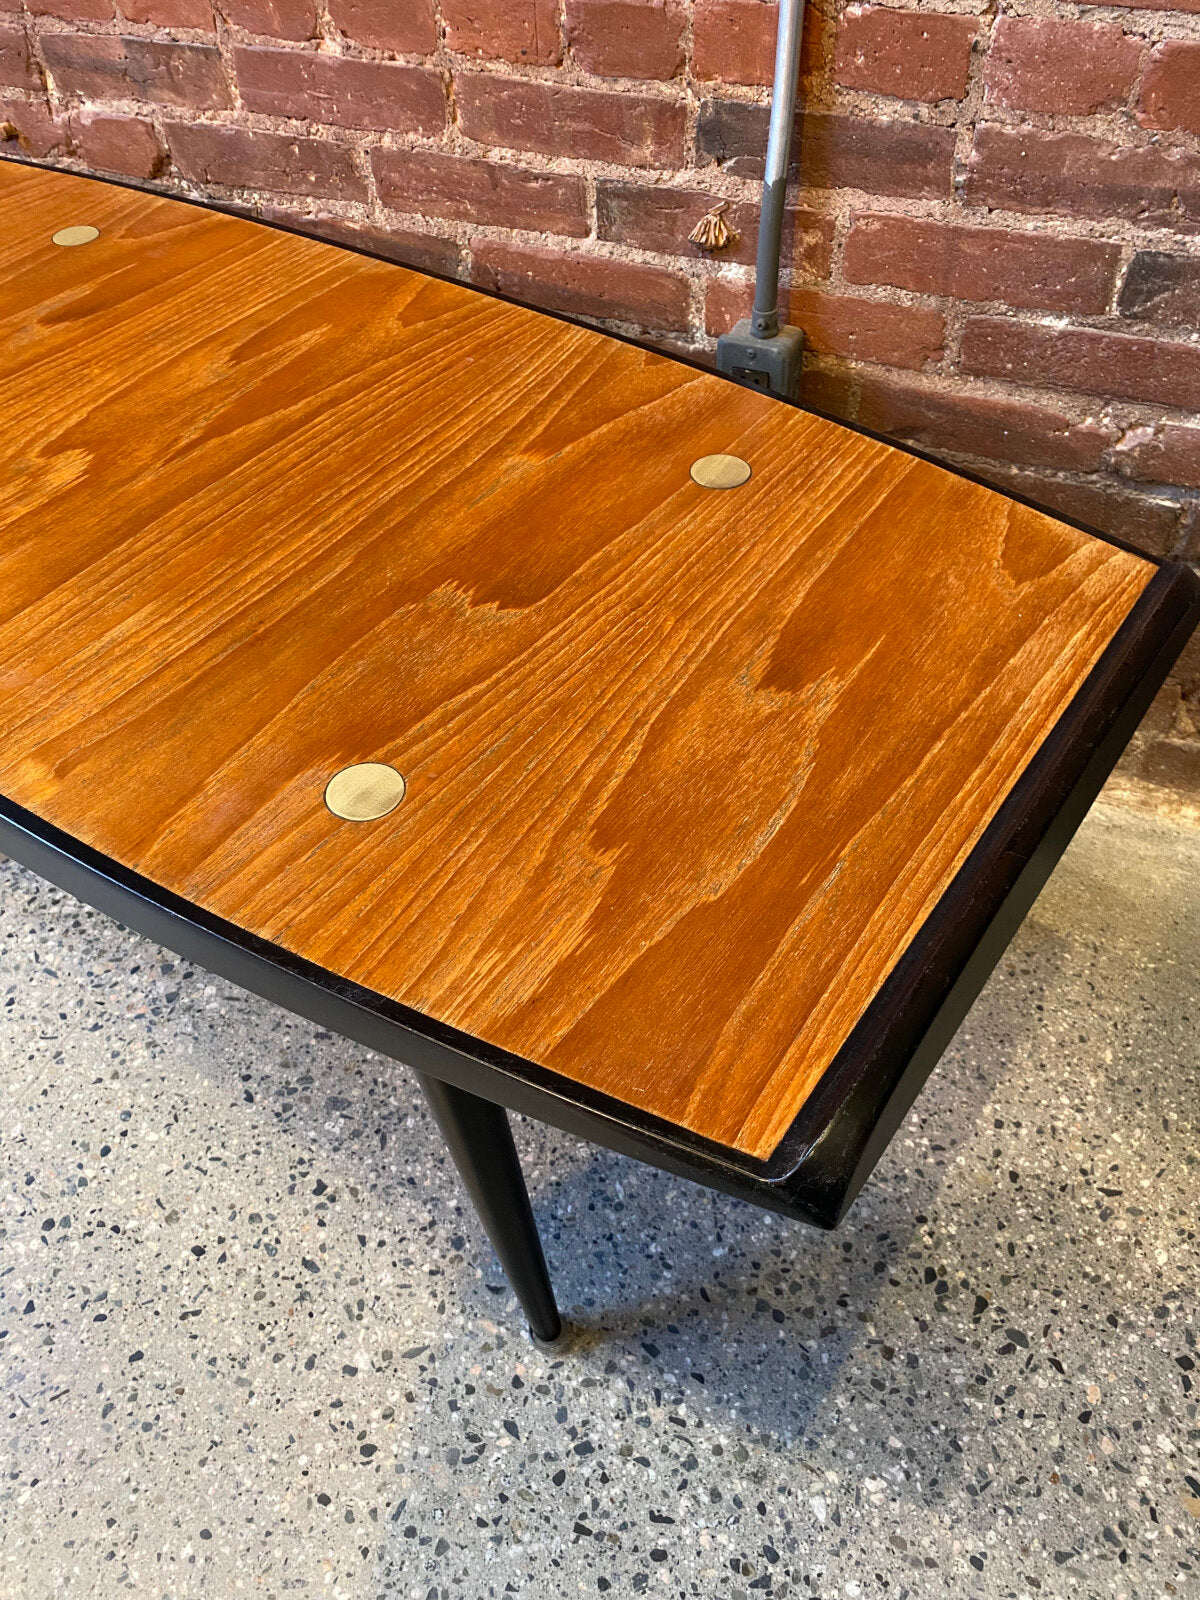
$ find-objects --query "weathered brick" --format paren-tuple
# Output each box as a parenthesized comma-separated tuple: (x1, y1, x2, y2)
(565, 0, 685, 80)
(1118, 252, 1200, 327)
(693, 0, 777, 85)
(122, 0, 215, 26)
(834, 6, 976, 103)
(472, 239, 691, 330)
(0, 27, 38, 90)
(788, 288, 946, 370)
(966, 123, 1200, 231)
(1173, 630, 1200, 700)
(442, 0, 561, 66)
(797, 361, 857, 418)
(977, 463, 1185, 556)
(30, 0, 114, 21)
(235, 47, 444, 134)
(1127, 736, 1200, 794)
(706, 278, 944, 369)
(74, 111, 165, 178)
(1078, 0, 1200, 11)
(0, 95, 71, 156)
(1113, 424, 1200, 491)
(261, 204, 461, 275)
(843, 214, 1119, 315)
(856, 373, 1114, 472)
(221, 0, 316, 41)
(596, 179, 834, 274)
(961, 316, 1200, 412)
(326, 0, 436, 52)
(984, 18, 1140, 116)
(167, 120, 367, 200)
(41, 36, 230, 108)
(697, 100, 955, 196)
(457, 74, 685, 168)
(1138, 41, 1200, 138)
(374, 148, 588, 235)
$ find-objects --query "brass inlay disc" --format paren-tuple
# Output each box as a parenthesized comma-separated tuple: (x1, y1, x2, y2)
(52, 225, 100, 247)
(690, 453, 752, 490)
(324, 762, 406, 821)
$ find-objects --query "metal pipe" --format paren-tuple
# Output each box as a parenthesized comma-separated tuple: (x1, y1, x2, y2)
(751, 0, 806, 339)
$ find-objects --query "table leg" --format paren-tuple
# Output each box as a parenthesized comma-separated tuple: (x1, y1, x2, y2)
(415, 1072, 564, 1344)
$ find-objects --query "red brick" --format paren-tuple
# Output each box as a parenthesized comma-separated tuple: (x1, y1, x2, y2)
(326, 0, 436, 53)
(373, 148, 588, 236)
(457, 74, 685, 168)
(984, 18, 1140, 116)
(221, 0, 316, 41)
(166, 120, 367, 200)
(797, 361, 857, 417)
(30, 0, 114, 20)
(1113, 425, 1200, 491)
(1078, 0, 1200, 11)
(565, 0, 685, 80)
(1136, 738, 1200, 797)
(697, 100, 955, 197)
(834, 6, 976, 103)
(442, 0, 561, 66)
(1176, 629, 1200, 698)
(596, 179, 834, 275)
(1138, 42, 1200, 138)
(41, 36, 230, 108)
(1118, 252, 1200, 326)
(693, 0, 777, 86)
(978, 463, 1185, 556)
(961, 316, 1200, 412)
(856, 373, 1114, 472)
(843, 214, 1119, 315)
(0, 96, 71, 156)
(122, 0, 215, 26)
(0, 27, 38, 90)
(74, 111, 165, 178)
(235, 47, 444, 134)
(789, 289, 945, 369)
(966, 123, 1200, 231)
(261, 204, 461, 275)
(472, 239, 690, 330)
(706, 278, 944, 369)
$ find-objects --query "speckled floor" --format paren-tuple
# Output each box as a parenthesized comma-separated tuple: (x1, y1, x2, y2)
(0, 802, 1197, 1600)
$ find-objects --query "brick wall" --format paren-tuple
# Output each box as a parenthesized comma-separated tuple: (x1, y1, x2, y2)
(2, 0, 1199, 801)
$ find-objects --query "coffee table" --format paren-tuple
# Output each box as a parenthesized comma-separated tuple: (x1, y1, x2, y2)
(1, 159, 1195, 1343)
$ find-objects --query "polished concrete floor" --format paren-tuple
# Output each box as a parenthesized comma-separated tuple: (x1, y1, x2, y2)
(0, 802, 1197, 1600)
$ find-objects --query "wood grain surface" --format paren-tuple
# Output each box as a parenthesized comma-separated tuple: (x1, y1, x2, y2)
(0, 159, 1155, 1158)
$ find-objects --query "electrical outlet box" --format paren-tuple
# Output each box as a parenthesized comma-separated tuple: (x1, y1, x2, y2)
(715, 319, 805, 402)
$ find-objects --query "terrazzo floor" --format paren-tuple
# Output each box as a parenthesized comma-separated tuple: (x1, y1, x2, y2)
(0, 802, 1197, 1600)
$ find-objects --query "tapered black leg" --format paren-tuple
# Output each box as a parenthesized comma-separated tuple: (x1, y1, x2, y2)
(416, 1072, 563, 1344)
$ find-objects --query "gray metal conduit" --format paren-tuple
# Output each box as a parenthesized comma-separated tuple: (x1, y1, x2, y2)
(751, 0, 807, 340)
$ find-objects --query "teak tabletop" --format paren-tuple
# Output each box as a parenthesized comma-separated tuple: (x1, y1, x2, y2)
(0, 159, 1196, 1247)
